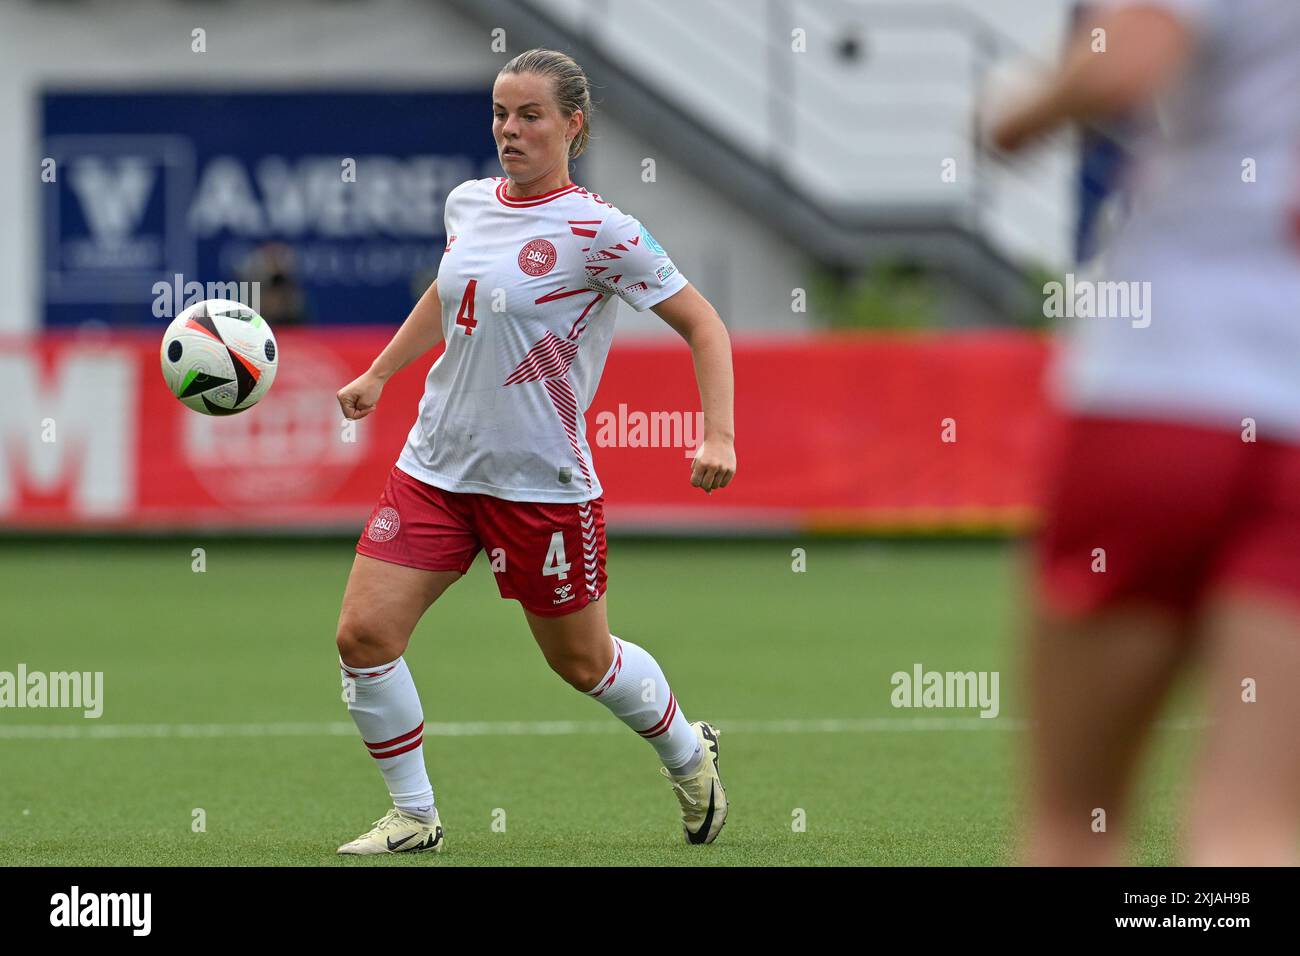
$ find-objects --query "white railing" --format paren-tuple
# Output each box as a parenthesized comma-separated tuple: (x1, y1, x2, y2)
(524, 0, 1078, 269)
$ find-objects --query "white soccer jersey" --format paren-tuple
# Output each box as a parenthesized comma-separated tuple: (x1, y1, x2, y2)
(1057, 0, 1300, 434)
(396, 177, 688, 502)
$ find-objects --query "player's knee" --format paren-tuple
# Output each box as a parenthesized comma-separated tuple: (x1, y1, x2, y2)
(549, 654, 604, 693)
(335, 614, 402, 668)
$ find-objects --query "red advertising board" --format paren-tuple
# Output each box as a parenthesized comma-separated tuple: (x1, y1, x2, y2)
(0, 330, 1054, 533)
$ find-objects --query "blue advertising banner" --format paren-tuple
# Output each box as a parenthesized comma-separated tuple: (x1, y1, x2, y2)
(41, 91, 509, 327)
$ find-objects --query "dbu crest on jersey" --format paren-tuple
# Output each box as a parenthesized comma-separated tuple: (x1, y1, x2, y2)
(518, 238, 557, 276)
(367, 507, 401, 542)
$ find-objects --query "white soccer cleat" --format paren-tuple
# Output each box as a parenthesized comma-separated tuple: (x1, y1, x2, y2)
(336, 808, 446, 856)
(661, 721, 728, 845)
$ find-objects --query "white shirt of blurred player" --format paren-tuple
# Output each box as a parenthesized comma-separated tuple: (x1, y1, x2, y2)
(1056, 0, 1300, 436)
(397, 178, 688, 502)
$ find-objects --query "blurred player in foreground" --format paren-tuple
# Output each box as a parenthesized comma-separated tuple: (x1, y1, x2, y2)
(332, 49, 735, 855)
(992, 0, 1300, 865)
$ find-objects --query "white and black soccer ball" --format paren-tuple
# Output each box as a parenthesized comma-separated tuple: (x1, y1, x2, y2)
(160, 299, 279, 415)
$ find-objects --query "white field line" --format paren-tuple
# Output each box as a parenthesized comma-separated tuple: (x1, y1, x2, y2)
(0, 716, 1209, 740)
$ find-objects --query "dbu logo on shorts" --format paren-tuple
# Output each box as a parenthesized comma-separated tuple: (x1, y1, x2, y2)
(367, 507, 401, 542)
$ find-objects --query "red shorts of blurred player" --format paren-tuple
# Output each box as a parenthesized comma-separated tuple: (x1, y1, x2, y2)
(356, 465, 607, 617)
(1036, 414, 1300, 618)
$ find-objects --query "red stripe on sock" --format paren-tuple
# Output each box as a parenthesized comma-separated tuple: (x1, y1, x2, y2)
(368, 736, 424, 760)
(638, 693, 677, 739)
(588, 641, 623, 698)
(340, 663, 397, 680)
(365, 721, 424, 751)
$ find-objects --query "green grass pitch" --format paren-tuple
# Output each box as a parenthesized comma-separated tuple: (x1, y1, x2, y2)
(0, 538, 1199, 866)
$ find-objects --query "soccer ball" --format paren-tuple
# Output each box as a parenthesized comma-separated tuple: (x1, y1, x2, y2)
(160, 299, 279, 415)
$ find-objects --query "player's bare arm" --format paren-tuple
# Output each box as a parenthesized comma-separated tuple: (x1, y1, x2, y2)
(337, 278, 445, 420)
(651, 281, 736, 493)
(989, 6, 1194, 153)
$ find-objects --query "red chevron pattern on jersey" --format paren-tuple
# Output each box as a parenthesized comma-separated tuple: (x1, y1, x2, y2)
(502, 331, 579, 385)
(584, 233, 641, 294)
(543, 378, 593, 488)
(503, 228, 617, 488)
(533, 284, 606, 340)
(568, 219, 601, 241)
(503, 332, 593, 488)
(573, 187, 614, 211)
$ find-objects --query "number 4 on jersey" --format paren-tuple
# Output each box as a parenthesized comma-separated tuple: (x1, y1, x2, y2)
(543, 531, 571, 580)
(456, 279, 478, 336)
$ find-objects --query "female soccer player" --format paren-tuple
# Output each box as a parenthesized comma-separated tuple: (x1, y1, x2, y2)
(991, 0, 1300, 864)
(332, 49, 736, 855)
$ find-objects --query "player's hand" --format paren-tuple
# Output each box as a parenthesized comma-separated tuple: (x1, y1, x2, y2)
(977, 66, 1044, 156)
(987, 110, 1038, 154)
(689, 437, 736, 495)
(337, 370, 385, 421)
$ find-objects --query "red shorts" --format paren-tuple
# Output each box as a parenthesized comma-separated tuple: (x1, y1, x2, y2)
(1036, 414, 1300, 617)
(356, 465, 608, 617)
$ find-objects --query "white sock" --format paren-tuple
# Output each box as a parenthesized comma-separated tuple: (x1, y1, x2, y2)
(340, 656, 435, 817)
(586, 635, 700, 771)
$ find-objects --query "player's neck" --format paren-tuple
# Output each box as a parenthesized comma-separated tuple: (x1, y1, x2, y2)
(505, 172, 572, 199)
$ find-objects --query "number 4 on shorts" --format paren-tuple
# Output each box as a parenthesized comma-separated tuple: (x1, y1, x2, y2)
(543, 531, 571, 580)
